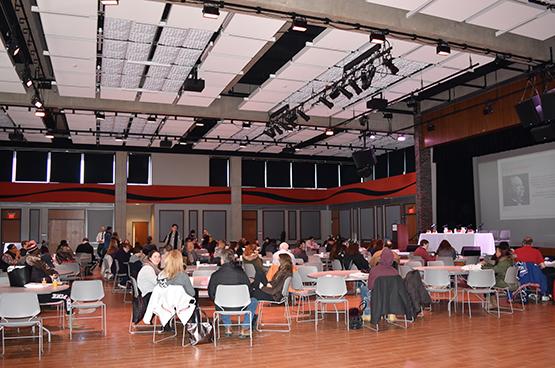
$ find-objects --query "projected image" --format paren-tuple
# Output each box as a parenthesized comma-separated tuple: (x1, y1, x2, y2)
(502, 174, 530, 206)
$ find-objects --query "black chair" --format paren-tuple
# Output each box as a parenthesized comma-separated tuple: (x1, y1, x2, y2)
(460, 246, 480, 256)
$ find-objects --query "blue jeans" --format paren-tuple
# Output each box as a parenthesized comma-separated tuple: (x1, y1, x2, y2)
(219, 297, 258, 327)
(360, 285, 371, 316)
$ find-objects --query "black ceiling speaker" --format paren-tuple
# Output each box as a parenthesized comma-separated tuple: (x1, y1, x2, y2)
(352, 148, 377, 177)
(530, 122, 555, 142)
(366, 97, 388, 111)
(515, 97, 542, 128)
(540, 91, 555, 122)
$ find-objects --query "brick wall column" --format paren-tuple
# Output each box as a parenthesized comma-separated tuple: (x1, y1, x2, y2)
(414, 103, 433, 233)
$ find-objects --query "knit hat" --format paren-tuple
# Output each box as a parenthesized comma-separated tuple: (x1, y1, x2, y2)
(26, 244, 39, 254)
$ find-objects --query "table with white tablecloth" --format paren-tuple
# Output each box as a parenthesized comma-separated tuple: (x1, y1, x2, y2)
(417, 233, 495, 255)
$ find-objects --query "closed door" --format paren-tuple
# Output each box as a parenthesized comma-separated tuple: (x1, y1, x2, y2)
(133, 221, 149, 245)
(48, 209, 85, 252)
(242, 211, 257, 242)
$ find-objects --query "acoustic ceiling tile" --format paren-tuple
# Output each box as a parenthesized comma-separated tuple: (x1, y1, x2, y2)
(166, 5, 227, 31)
(511, 12, 555, 41)
(140, 91, 177, 104)
(421, 0, 499, 22)
(467, 1, 543, 32)
(293, 47, 348, 67)
(224, 13, 285, 40)
(105, 0, 165, 24)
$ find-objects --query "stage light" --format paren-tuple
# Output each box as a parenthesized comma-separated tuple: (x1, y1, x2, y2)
(384, 58, 399, 75)
(101, 0, 119, 5)
(202, 4, 220, 19)
(242, 122, 252, 129)
(361, 68, 375, 90)
(436, 41, 451, 56)
(291, 16, 308, 32)
(297, 109, 310, 122)
(319, 96, 334, 109)
(348, 80, 363, 95)
(397, 135, 406, 142)
(34, 108, 46, 117)
(147, 115, 156, 122)
(338, 86, 353, 99)
(44, 131, 55, 139)
(32, 95, 43, 108)
(329, 88, 340, 100)
(369, 31, 385, 44)
(8, 39, 20, 56)
(325, 128, 334, 136)
(264, 128, 277, 138)
(95, 111, 105, 120)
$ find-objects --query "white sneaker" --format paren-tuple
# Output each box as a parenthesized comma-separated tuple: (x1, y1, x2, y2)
(541, 295, 550, 302)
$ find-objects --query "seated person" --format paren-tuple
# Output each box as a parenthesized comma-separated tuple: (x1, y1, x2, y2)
(370, 240, 400, 267)
(413, 239, 436, 264)
(242, 244, 264, 274)
(360, 248, 399, 319)
(75, 238, 94, 256)
(182, 241, 200, 266)
(111, 242, 132, 285)
(515, 236, 553, 300)
(208, 249, 258, 338)
(1, 244, 25, 271)
(291, 240, 308, 263)
(55, 245, 76, 265)
(134, 249, 161, 324)
(251, 254, 293, 302)
(158, 250, 195, 298)
(343, 241, 370, 272)
(272, 242, 296, 265)
(436, 240, 457, 259)
(25, 243, 57, 283)
(481, 242, 517, 290)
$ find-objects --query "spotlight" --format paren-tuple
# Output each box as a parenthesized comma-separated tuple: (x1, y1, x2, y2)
(95, 111, 105, 120)
(329, 88, 340, 100)
(242, 122, 252, 129)
(44, 132, 55, 139)
(202, 4, 220, 19)
(361, 68, 375, 90)
(274, 125, 283, 135)
(239, 141, 247, 148)
(338, 86, 353, 99)
(436, 41, 451, 56)
(147, 115, 156, 122)
(291, 16, 308, 32)
(101, 0, 119, 4)
(264, 128, 277, 138)
(325, 128, 334, 136)
(31, 95, 43, 108)
(369, 133, 376, 139)
(114, 135, 126, 142)
(397, 135, 407, 142)
(296, 109, 310, 122)
(8, 39, 20, 56)
(369, 31, 386, 44)
(384, 58, 399, 75)
(23, 71, 33, 88)
(319, 96, 334, 109)
(195, 121, 205, 127)
(348, 80, 363, 95)
(34, 108, 46, 117)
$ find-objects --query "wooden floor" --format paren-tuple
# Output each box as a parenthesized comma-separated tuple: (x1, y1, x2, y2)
(1, 277, 554, 368)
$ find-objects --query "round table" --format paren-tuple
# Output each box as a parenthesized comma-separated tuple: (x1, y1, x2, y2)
(307, 270, 368, 282)
(192, 276, 210, 290)
(0, 281, 69, 295)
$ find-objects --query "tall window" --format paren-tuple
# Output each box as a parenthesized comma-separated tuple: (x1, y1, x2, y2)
(128, 153, 150, 185)
(209, 157, 229, 186)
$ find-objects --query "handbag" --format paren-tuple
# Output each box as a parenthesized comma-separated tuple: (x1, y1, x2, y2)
(185, 306, 213, 346)
(7, 266, 30, 287)
(348, 307, 363, 330)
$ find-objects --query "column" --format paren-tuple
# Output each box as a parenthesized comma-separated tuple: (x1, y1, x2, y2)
(229, 156, 242, 240)
(414, 103, 433, 233)
(114, 151, 127, 236)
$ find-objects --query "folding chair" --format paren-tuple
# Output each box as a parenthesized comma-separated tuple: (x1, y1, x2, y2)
(314, 276, 349, 331)
(423, 269, 455, 316)
(213, 285, 253, 347)
(462, 269, 500, 318)
(289, 272, 317, 322)
(69, 280, 107, 339)
(257, 277, 292, 332)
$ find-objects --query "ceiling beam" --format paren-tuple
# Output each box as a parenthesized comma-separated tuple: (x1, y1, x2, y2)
(162, 0, 551, 62)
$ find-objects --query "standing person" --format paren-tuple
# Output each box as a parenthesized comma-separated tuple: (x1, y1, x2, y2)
(99, 226, 113, 258)
(208, 249, 258, 337)
(163, 224, 182, 251)
(201, 229, 210, 248)
(96, 226, 106, 245)
(261, 237, 271, 256)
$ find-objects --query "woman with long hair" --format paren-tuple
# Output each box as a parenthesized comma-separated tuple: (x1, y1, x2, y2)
(251, 253, 293, 302)
(436, 240, 457, 259)
(242, 243, 264, 274)
(137, 249, 161, 297)
(482, 242, 517, 289)
(158, 249, 195, 297)
(343, 241, 370, 272)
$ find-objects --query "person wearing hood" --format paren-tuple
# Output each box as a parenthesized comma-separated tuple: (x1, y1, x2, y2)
(360, 248, 399, 320)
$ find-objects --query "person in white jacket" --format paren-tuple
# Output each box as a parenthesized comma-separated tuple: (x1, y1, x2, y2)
(137, 249, 161, 296)
(272, 242, 296, 265)
(143, 284, 195, 327)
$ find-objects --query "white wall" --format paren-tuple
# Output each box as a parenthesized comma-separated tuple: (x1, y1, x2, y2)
(151, 153, 209, 186)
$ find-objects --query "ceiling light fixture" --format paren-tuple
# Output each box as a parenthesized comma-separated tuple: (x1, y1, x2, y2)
(8, 39, 20, 56)
(397, 135, 407, 142)
(384, 58, 399, 75)
(242, 122, 252, 129)
(325, 128, 334, 136)
(239, 141, 247, 148)
(95, 111, 105, 120)
(369, 31, 386, 44)
(34, 108, 46, 117)
(338, 86, 353, 99)
(44, 131, 55, 139)
(329, 88, 341, 100)
(291, 16, 308, 32)
(360, 68, 375, 90)
(101, 0, 119, 5)
(147, 115, 156, 122)
(31, 95, 43, 108)
(202, 4, 220, 19)
(195, 121, 205, 127)
(114, 135, 126, 142)
(348, 80, 363, 95)
(436, 41, 451, 56)
(296, 109, 310, 122)
(370, 133, 376, 139)
(319, 96, 334, 109)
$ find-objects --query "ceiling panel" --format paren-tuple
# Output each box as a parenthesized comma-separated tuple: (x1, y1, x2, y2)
(511, 12, 555, 41)
(71, 135, 97, 145)
(158, 119, 194, 136)
(249, 89, 293, 103)
(217, 143, 240, 151)
(440, 52, 494, 69)
(7, 108, 45, 128)
(239, 101, 277, 111)
(365, 0, 430, 11)
(260, 145, 284, 154)
(101, 87, 137, 100)
(313, 28, 369, 52)
(418, 66, 460, 81)
(293, 47, 348, 67)
(390, 78, 426, 94)
(211, 35, 268, 56)
(467, 1, 544, 31)
(25, 133, 52, 143)
(125, 138, 152, 147)
(57, 85, 95, 98)
(66, 114, 96, 131)
(205, 122, 243, 138)
(275, 63, 329, 82)
(404, 45, 459, 65)
(43, 37, 96, 59)
(281, 128, 324, 143)
(423, 0, 499, 22)
(166, 4, 227, 31)
(201, 53, 251, 74)
(193, 141, 221, 150)
(0, 80, 25, 94)
(140, 91, 177, 103)
(224, 13, 285, 40)
(105, 0, 165, 24)
(236, 144, 265, 153)
(387, 38, 422, 58)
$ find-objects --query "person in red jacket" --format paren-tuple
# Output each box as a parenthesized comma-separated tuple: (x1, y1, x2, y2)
(515, 236, 553, 300)
(414, 239, 436, 265)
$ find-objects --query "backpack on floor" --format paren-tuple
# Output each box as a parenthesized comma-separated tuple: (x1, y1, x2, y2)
(348, 307, 362, 330)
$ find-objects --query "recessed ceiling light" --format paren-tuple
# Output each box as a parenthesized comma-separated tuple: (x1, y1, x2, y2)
(34, 108, 46, 117)
(291, 16, 308, 32)
(369, 31, 385, 44)
(436, 41, 451, 56)
(397, 135, 406, 142)
(101, 0, 119, 5)
(44, 132, 55, 139)
(325, 128, 334, 136)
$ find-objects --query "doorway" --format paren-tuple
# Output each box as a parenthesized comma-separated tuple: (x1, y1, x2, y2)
(133, 221, 149, 245)
(242, 211, 257, 242)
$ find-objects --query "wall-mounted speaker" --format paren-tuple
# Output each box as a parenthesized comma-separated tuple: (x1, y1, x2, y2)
(352, 148, 377, 177)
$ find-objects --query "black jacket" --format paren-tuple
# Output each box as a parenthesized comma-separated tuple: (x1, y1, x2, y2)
(207, 263, 251, 301)
(343, 253, 370, 272)
(76, 242, 94, 256)
(370, 275, 414, 325)
(404, 270, 432, 315)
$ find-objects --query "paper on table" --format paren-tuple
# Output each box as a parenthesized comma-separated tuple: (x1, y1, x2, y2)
(24, 283, 49, 288)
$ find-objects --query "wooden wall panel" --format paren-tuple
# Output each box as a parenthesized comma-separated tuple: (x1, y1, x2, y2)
(422, 77, 555, 148)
